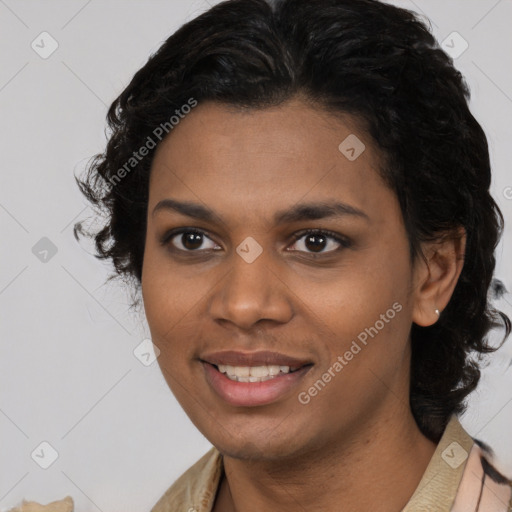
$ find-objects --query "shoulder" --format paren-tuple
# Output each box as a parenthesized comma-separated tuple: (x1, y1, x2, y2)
(407, 415, 512, 512)
(453, 435, 512, 511)
(474, 438, 512, 487)
(151, 447, 223, 512)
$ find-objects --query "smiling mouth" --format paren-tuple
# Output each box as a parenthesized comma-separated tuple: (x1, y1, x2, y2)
(202, 359, 314, 407)
(212, 363, 308, 383)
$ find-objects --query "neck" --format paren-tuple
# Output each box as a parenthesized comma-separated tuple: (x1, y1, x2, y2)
(214, 404, 437, 512)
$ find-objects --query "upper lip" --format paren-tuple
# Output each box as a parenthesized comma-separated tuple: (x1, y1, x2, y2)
(201, 350, 312, 368)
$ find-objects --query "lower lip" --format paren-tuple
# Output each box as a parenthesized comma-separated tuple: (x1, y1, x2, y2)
(202, 362, 312, 407)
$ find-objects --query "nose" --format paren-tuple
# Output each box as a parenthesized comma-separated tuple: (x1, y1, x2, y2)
(208, 249, 294, 331)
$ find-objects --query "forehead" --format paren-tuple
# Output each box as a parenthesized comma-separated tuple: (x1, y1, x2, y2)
(148, 99, 394, 227)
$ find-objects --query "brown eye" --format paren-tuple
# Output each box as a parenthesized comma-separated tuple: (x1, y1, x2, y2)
(304, 233, 328, 252)
(181, 232, 204, 250)
(162, 229, 221, 252)
(289, 229, 350, 254)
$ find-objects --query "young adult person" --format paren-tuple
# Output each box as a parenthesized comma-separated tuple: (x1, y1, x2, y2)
(76, 0, 512, 510)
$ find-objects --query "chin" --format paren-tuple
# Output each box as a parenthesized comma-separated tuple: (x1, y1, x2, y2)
(204, 423, 310, 462)
(216, 439, 302, 462)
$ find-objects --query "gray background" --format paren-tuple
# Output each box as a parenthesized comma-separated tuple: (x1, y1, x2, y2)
(1, 0, 511, 510)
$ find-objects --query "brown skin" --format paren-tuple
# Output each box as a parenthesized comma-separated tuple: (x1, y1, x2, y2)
(141, 98, 466, 512)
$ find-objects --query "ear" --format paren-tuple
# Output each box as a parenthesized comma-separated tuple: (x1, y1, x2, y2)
(411, 227, 466, 327)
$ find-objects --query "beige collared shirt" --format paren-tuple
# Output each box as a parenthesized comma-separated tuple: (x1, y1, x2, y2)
(151, 415, 512, 512)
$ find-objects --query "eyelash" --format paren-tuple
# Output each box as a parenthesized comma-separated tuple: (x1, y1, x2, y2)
(160, 227, 351, 255)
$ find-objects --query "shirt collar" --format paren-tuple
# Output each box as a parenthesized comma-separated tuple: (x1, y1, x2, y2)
(152, 415, 476, 512)
(402, 414, 474, 512)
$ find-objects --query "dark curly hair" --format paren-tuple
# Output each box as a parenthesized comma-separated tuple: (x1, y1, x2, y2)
(75, 0, 510, 442)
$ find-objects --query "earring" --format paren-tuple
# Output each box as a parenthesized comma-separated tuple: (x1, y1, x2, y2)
(435, 309, 440, 316)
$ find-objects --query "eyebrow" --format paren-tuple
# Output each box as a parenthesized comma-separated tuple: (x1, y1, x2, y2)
(152, 198, 369, 225)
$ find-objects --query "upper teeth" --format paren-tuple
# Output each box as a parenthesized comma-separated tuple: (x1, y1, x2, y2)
(217, 364, 293, 382)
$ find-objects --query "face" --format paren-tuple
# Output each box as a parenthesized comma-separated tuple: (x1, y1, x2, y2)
(142, 98, 422, 461)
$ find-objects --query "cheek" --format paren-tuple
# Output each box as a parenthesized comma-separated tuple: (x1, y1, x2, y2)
(141, 248, 193, 359)
(142, 242, 200, 327)
(142, 268, 203, 407)
(300, 253, 409, 335)
(300, 250, 412, 388)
